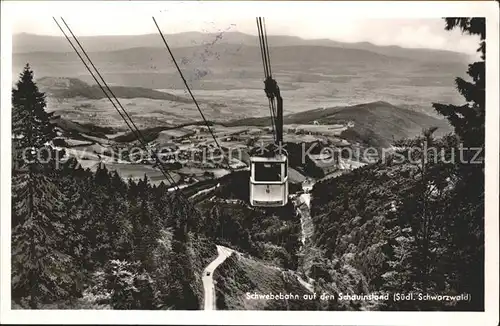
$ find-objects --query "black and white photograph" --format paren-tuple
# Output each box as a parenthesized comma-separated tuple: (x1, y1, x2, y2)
(1, 1, 498, 325)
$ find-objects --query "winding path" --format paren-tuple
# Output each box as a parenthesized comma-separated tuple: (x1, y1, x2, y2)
(202, 180, 316, 310)
(202, 245, 234, 310)
(297, 180, 314, 246)
(189, 183, 220, 200)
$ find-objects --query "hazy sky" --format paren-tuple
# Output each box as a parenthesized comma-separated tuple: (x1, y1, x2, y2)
(6, 1, 482, 55)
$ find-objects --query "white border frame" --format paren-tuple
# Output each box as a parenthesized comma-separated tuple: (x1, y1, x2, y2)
(1, 1, 499, 325)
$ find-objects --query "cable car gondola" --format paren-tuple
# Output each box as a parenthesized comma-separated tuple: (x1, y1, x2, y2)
(249, 18, 289, 207)
(250, 153, 288, 206)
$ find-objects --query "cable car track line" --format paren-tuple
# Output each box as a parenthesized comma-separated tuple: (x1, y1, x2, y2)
(261, 17, 273, 78)
(257, 17, 277, 143)
(52, 18, 139, 146)
(257, 18, 270, 79)
(54, 17, 187, 197)
(256, 18, 270, 80)
(59, 18, 160, 171)
(54, 17, 178, 190)
(152, 17, 234, 173)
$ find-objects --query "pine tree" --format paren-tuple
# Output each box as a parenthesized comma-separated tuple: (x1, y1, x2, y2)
(11, 64, 74, 307)
(432, 18, 485, 150)
(167, 225, 199, 309)
(12, 64, 57, 171)
(104, 260, 142, 309)
(413, 18, 487, 310)
(136, 195, 158, 268)
(381, 227, 416, 310)
(108, 171, 130, 260)
(432, 17, 485, 311)
(76, 174, 100, 271)
(56, 171, 87, 298)
(89, 164, 114, 265)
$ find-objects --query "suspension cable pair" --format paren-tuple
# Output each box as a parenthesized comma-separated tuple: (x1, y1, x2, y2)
(152, 17, 235, 173)
(256, 17, 278, 145)
(53, 17, 196, 210)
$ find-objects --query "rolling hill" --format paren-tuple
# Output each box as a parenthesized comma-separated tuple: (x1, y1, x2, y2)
(51, 116, 119, 139)
(37, 76, 191, 102)
(35, 76, 230, 128)
(109, 100, 451, 149)
(228, 101, 452, 147)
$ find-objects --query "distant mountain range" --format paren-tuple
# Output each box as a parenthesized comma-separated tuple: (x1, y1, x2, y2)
(13, 39, 468, 97)
(14, 43, 418, 79)
(13, 32, 470, 63)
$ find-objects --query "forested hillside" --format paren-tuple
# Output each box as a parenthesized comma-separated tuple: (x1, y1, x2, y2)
(310, 136, 483, 310)
(308, 18, 485, 311)
(11, 156, 218, 309)
(11, 65, 216, 309)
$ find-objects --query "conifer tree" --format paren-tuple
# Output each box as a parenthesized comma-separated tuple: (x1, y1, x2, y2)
(108, 171, 130, 259)
(56, 168, 87, 297)
(11, 64, 74, 308)
(432, 18, 485, 310)
(12, 64, 57, 170)
(89, 164, 114, 265)
(167, 224, 199, 309)
(433, 18, 485, 150)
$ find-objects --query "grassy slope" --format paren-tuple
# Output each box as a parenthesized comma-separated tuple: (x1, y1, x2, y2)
(213, 254, 317, 310)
